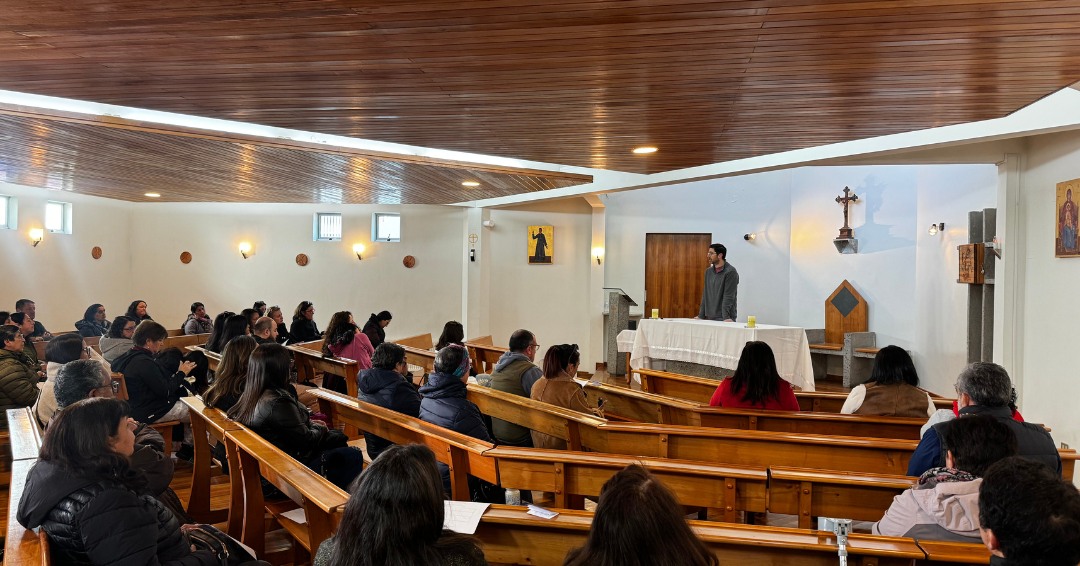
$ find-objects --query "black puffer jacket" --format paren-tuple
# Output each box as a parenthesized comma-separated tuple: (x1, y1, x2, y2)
(289, 319, 321, 344)
(419, 372, 494, 498)
(110, 348, 186, 423)
(357, 367, 421, 461)
(241, 387, 327, 462)
(361, 315, 386, 350)
(17, 459, 217, 566)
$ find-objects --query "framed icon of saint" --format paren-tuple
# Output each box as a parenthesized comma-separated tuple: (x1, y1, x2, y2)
(528, 225, 553, 265)
(1057, 179, 1080, 257)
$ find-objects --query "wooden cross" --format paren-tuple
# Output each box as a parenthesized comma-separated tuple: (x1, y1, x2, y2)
(835, 186, 859, 239)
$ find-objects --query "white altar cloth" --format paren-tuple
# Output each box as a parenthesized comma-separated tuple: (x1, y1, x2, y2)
(629, 318, 815, 392)
(616, 329, 637, 353)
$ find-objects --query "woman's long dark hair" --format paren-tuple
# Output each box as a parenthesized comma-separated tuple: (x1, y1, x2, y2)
(40, 397, 147, 492)
(435, 321, 465, 351)
(211, 315, 250, 354)
(107, 316, 133, 339)
(204, 336, 258, 409)
(124, 300, 148, 321)
(293, 301, 314, 323)
(728, 341, 784, 406)
(542, 344, 580, 378)
(82, 303, 104, 324)
(327, 444, 481, 566)
(203, 311, 236, 352)
(870, 345, 920, 387)
(563, 464, 718, 566)
(184, 349, 211, 395)
(228, 343, 292, 423)
(323, 311, 357, 358)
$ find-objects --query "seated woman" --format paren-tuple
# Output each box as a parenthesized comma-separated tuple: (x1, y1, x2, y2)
(9, 313, 40, 364)
(110, 321, 196, 444)
(125, 300, 153, 323)
(228, 343, 361, 489)
(34, 333, 86, 426)
(322, 311, 374, 393)
(203, 336, 258, 412)
(841, 345, 936, 417)
(0, 311, 12, 326)
(563, 464, 718, 566)
(290, 301, 323, 343)
(267, 306, 290, 344)
(873, 415, 1018, 542)
(709, 341, 800, 411)
(100, 316, 136, 364)
(362, 311, 392, 350)
(314, 444, 488, 566)
(16, 397, 218, 566)
(530, 344, 603, 450)
(435, 321, 477, 377)
(183, 302, 214, 335)
(76, 303, 111, 337)
(240, 309, 261, 334)
(183, 350, 210, 396)
(209, 314, 252, 354)
(0, 324, 41, 419)
(202, 311, 235, 353)
(357, 343, 421, 461)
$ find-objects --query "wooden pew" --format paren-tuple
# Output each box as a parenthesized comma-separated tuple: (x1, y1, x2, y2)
(181, 396, 241, 529)
(488, 446, 768, 520)
(466, 342, 508, 375)
(225, 427, 348, 561)
(7, 408, 42, 461)
(583, 379, 931, 440)
(162, 333, 211, 351)
(768, 466, 917, 529)
(401, 345, 436, 380)
(475, 505, 939, 566)
(312, 389, 496, 501)
(5, 408, 48, 566)
(466, 335, 493, 346)
(285, 343, 360, 398)
(466, 384, 606, 451)
(635, 368, 955, 412)
(393, 333, 433, 350)
(916, 540, 992, 565)
(167, 328, 185, 337)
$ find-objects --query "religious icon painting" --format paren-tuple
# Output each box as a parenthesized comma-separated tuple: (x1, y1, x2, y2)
(528, 225, 553, 264)
(1057, 179, 1080, 257)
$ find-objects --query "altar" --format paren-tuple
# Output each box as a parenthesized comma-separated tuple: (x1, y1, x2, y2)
(628, 318, 816, 392)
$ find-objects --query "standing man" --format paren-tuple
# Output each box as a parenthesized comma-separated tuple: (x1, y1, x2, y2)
(15, 299, 50, 340)
(696, 243, 739, 322)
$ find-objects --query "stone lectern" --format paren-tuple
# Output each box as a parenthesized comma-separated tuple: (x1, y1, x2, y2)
(604, 288, 637, 377)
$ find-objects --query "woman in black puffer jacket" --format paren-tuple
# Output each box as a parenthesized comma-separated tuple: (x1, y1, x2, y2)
(17, 397, 217, 566)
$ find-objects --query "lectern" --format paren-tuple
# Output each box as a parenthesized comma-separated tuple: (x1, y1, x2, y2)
(604, 288, 637, 377)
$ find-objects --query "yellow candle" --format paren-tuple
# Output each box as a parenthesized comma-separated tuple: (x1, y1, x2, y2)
(651, 308, 659, 319)
(748, 316, 756, 328)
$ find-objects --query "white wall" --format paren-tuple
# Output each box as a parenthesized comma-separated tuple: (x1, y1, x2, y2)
(0, 182, 133, 332)
(1016, 130, 1080, 450)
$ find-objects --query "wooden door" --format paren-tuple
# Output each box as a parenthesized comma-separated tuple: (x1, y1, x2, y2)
(644, 233, 712, 319)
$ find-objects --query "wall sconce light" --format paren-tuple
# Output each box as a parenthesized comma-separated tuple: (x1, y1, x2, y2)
(592, 247, 605, 265)
(238, 242, 252, 259)
(29, 228, 43, 247)
(743, 233, 756, 241)
(353, 243, 365, 260)
(928, 223, 945, 236)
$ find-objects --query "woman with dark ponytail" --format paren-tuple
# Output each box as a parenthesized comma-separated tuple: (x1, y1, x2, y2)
(529, 344, 603, 450)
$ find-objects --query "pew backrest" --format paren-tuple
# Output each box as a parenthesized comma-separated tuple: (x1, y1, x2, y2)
(768, 466, 917, 528)
(7, 408, 42, 460)
(466, 343, 509, 375)
(285, 343, 360, 397)
(466, 384, 606, 450)
(393, 333, 433, 350)
(465, 335, 493, 346)
(162, 333, 211, 351)
(400, 345, 436, 377)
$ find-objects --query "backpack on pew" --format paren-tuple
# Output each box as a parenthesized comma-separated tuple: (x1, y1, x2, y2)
(181, 524, 271, 566)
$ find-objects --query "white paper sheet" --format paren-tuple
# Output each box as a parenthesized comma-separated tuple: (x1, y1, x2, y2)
(279, 507, 307, 525)
(443, 501, 490, 534)
(527, 505, 559, 519)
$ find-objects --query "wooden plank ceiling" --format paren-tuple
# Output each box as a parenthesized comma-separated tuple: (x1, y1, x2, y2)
(0, 0, 1079, 177)
(0, 111, 591, 203)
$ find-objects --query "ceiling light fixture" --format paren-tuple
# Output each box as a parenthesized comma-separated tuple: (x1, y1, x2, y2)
(632, 147, 658, 154)
(144, 193, 161, 198)
(462, 181, 480, 187)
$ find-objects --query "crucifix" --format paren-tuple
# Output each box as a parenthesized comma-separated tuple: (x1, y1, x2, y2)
(835, 186, 859, 239)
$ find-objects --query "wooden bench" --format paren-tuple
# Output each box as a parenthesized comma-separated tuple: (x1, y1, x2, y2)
(475, 505, 953, 566)
(7, 408, 42, 461)
(163, 332, 211, 351)
(225, 427, 349, 562)
(392, 332, 433, 350)
(5, 408, 48, 566)
(312, 388, 495, 501)
(400, 345, 436, 381)
(916, 539, 992, 565)
(181, 396, 242, 529)
(635, 368, 955, 412)
(285, 343, 360, 398)
(465, 342, 509, 375)
(466, 384, 606, 451)
(768, 466, 917, 529)
(582, 379, 932, 440)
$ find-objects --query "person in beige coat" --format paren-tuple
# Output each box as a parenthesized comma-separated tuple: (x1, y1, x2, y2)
(530, 344, 603, 450)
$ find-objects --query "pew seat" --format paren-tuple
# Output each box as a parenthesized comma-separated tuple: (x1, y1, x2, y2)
(768, 466, 917, 528)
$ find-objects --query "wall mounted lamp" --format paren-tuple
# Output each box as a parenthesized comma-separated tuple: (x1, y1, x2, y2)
(238, 242, 252, 259)
(592, 247, 605, 265)
(743, 233, 756, 241)
(928, 223, 945, 236)
(353, 243, 365, 260)
(29, 228, 43, 247)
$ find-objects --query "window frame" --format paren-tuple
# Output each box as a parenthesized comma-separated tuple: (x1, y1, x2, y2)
(45, 200, 72, 234)
(371, 212, 401, 243)
(0, 195, 14, 230)
(313, 212, 342, 242)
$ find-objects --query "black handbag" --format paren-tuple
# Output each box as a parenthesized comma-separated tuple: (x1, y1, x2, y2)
(181, 524, 270, 566)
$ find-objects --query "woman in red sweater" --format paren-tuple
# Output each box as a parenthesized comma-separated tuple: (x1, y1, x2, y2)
(709, 341, 801, 411)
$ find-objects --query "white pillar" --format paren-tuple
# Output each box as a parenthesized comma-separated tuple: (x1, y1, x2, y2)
(462, 207, 491, 340)
(993, 153, 1025, 402)
(585, 195, 607, 372)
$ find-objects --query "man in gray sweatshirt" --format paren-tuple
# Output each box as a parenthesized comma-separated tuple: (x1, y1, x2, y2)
(488, 329, 543, 447)
(696, 243, 739, 321)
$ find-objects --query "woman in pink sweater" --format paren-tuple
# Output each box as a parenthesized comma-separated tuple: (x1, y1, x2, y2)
(322, 311, 374, 394)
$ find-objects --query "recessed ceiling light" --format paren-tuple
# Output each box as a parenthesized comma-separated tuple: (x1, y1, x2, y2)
(462, 181, 480, 187)
(144, 193, 161, 198)
(632, 147, 658, 154)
